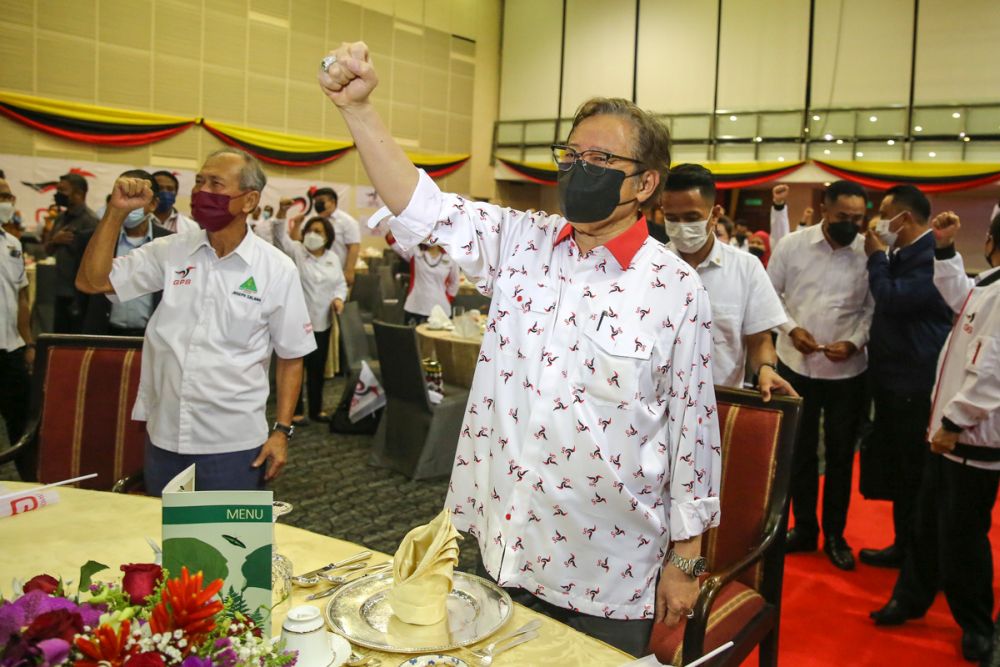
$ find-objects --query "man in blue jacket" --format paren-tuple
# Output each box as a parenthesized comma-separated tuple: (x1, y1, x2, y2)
(861, 184, 952, 571)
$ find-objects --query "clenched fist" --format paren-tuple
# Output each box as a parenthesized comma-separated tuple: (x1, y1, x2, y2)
(318, 42, 379, 108)
(773, 184, 789, 206)
(931, 211, 960, 249)
(109, 177, 153, 215)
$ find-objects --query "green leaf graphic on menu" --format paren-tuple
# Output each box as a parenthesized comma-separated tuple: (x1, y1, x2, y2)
(163, 538, 229, 584)
(222, 534, 247, 548)
(241, 545, 272, 592)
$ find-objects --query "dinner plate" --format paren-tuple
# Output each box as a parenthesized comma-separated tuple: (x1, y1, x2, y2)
(325, 571, 512, 654)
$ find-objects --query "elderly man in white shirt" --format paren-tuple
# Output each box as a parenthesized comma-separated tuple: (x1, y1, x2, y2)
(0, 177, 34, 456)
(768, 180, 875, 571)
(150, 170, 199, 234)
(319, 42, 720, 657)
(660, 164, 795, 400)
(77, 148, 316, 495)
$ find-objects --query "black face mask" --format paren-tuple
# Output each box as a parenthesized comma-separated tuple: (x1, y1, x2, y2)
(735, 232, 747, 242)
(314, 200, 326, 214)
(749, 246, 765, 258)
(557, 165, 640, 223)
(54, 192, 70, 207)
(827, 220, 859, 247)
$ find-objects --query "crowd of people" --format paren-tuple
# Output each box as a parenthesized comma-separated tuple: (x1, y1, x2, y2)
(0, 37, 997, 664)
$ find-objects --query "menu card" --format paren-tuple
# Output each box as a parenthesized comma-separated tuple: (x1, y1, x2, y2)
(161, 465, 274, 634)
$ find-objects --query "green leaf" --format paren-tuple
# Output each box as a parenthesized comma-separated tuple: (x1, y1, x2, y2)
(79, 560, 109, 591)
(240, 545, 272, 592)
(162, 538, 229, 584)
(222, 534, 247, 548)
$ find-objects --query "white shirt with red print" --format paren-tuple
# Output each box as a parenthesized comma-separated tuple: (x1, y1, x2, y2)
(378, 170, 721, 620)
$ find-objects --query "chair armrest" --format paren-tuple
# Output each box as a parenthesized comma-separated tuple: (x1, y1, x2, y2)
(111, 470, 145, 494)
(681, 513, 784, 659)
(0, 419, 39, 466)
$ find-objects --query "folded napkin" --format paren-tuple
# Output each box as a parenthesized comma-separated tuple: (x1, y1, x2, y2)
(387, 509, 461, 625)
(427, 305, 451, 329)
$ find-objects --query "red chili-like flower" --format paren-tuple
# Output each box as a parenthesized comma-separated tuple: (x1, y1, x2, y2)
(120, 563, 164, 605)
(74, 620, 133, 667)
(125, 652, 167, 666)
(22, 574, 60, 595)
(149, 567, 224, 649)
(23, 609, 84, 643)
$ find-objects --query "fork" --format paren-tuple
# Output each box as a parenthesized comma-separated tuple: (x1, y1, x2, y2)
(321, 562, 391, 585)
(305, 563, 392, 600)
(473, 630, 538, 666)
(469, 619, 542, 661)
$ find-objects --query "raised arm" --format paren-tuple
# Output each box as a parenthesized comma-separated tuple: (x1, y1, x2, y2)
(76, 177, 153, 294)
(770, 184, 790, 246)
(931, 211, 976, 312)
(318, 43, 418, 214)
(272, 198, 302, 258)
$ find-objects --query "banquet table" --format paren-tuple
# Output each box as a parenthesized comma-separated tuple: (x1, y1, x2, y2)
(415, 323, 483, 389)
(0, 482, 632, 666)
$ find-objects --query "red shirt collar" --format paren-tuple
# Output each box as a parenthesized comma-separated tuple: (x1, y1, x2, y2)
(554, 216, 650, 270)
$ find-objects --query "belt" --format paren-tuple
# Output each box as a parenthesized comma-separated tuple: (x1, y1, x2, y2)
(952, 443, 1000, 462)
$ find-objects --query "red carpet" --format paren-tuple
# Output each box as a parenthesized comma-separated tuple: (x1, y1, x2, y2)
(742, 455, 999, 666)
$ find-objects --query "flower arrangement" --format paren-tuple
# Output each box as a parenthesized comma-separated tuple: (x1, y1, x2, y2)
(0, 562, 296, 667)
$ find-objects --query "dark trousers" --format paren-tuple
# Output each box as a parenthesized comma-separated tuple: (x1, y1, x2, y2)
(53, 295, 82, 334)
(471, 542, 652, 657)
(143, 435, 265, 497)
(0, 347, 29, 445)
(296, 327, 331, 419)
(404, 310, 428, 326)
(893, 454, 1000, 637)
(779, 362, 866, 540)
(872, 389, 931, 549)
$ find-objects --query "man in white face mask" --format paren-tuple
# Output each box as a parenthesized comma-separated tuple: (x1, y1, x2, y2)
(661, 164, 795, 400)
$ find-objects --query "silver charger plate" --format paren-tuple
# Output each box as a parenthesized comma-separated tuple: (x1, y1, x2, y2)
(325, 571, 512, 654)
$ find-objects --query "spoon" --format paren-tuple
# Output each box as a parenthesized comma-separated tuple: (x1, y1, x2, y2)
(291, 551, 372, 587)
(292, 562, 369, 587)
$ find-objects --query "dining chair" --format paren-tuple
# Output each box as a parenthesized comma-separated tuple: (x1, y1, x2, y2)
(349, 273, 381, 322)
(0, 334, 147, 493)
(368, 320, 469, 480)
(647, 387, 802, 667)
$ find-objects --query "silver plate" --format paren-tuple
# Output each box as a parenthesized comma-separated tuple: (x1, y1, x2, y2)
(325, 571, 512, 654)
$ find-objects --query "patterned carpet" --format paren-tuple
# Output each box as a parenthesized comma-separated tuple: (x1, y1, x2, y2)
(0, 376, 480, 572)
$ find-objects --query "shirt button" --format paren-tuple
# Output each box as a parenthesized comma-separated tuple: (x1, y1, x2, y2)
(516, 296, 522, 302)
(505, 513, 511, 520)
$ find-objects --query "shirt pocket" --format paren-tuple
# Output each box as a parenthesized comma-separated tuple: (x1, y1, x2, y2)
(574, 316, 654, 406)
(710, 303, 742, 348)
(492, 272, 556, 357)
(222, 297, 266, 348)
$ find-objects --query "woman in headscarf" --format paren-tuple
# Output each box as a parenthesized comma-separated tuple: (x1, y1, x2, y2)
(749, 229, 772, 268)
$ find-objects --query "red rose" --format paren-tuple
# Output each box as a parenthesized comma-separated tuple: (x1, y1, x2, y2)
(22, 574, 59, 595)
(120, 564, 164, 605)
(23, 609, 84, 643)
(126, 652, 167, 666)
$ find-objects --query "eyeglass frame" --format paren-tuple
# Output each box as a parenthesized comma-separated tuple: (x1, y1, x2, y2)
(550, 144, 645, 176)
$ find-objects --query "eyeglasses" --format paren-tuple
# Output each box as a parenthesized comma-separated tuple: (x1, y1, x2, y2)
(551, 145, 643, 176)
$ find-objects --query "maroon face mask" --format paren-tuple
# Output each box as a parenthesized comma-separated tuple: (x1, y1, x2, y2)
(191, 190, 248, 232)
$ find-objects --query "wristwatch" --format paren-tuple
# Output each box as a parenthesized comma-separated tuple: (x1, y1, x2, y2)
(666, 549, 709, 578)
(271, 422, 295, 440)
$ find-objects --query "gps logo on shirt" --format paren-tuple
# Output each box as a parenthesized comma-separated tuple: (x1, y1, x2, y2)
(233, 276, 262, 303)
(172, 266, 195, 285)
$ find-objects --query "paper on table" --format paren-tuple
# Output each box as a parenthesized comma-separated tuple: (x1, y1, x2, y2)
(387, 509, 461, 625)
(427, 305, 451, 329)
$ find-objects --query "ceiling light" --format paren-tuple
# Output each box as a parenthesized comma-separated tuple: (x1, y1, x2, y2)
(824, 133, 833, 141)
(887, 139, 896, 145)
(856, 151, 864, 157)
(952, 112, 961, 119)
(812, 115, 821, 121)
(914, 125, 923, 132)
(869, 115, 878, 122)
(823, 182, 832, 187)
(754, 136, 763, 143)
(928, 151, 937, 157)
(836, 139, 844, 145)
(729, 115, 738, 121)
(959, 131, 966, 138)
(823, 149, 831, 155)
(963, 136, 971, 142)
(777, 156, 786, 162)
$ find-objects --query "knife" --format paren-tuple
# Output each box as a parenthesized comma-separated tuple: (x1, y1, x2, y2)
(296, 551, 373, 579)
(306, 563, 391, 600)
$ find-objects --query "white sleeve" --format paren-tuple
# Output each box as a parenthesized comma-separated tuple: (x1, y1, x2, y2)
(330, 254, 349, 303)
(336, 210, 362, 245)
(846, 286, 875, 350)
(742, 260, 788, 336)
(386, 169, 530, 293)
(267, 265, 318, 359)
(770, 205, 790, 247)
(766, 237, 799, 334)
(108, 235, 172, 301)
(271, 217, 301, 259)
(943, 297, 1000, 428)
(934, 252, 976, 313)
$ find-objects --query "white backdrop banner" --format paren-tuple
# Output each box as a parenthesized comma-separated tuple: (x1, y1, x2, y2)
(0, 153, 357, 235)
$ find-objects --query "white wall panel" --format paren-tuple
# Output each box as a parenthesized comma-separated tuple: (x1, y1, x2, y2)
(810, 0, 912, 109)
(635, 0, 718, 113)
(560, 0, 637, 116)
(499, 0, 563, 120)
(915, 0, 1000, 104)
(717, 0, 809, 111)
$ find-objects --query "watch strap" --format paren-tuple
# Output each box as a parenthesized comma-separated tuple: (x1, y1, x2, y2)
(272, 421, 294, 439)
